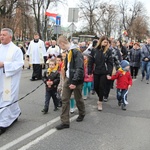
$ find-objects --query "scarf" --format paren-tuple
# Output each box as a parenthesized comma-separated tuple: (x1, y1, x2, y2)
(118, 67, 126, 75)
(47, 64, 58, 75)
(68, 48, 81, 63)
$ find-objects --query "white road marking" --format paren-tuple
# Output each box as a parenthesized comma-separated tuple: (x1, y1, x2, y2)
(18, 115, 78, 150)
(0, 116, 64, 150)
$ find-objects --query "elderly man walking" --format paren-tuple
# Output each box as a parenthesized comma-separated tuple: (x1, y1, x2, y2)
(0, 28, 24, 135)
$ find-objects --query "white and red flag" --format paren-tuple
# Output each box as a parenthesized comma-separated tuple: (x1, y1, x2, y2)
(45, 9, 57, 17)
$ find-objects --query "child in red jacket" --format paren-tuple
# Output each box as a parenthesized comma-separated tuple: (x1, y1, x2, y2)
(107, 60, 132, 110)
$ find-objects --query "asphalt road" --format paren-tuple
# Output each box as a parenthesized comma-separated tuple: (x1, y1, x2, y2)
(0, 67, 150, 150)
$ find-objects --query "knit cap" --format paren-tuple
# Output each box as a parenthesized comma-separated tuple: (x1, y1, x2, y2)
(120, 60, 129, 69)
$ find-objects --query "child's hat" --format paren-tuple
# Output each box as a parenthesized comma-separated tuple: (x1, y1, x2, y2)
(120, 60, 129, 69)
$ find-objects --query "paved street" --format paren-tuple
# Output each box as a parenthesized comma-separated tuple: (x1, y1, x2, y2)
(0, 66, 150, 150)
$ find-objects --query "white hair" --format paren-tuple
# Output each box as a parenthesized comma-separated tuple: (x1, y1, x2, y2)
(1, 28, 13, 37)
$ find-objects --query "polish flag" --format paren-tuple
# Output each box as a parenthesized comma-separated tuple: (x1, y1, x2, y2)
(45, 9, 57, 17)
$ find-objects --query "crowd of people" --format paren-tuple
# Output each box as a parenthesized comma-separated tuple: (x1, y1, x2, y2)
(0, 27, 150, 134)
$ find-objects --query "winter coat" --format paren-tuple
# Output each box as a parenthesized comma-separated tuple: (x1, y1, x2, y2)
(64, 48, 84, 85)
(141, 44, 150, 61)
(43, 70, 60, 91)
(88, 48, 113, 75)
(110, 70, 132, 89)
(129, 48, 141, 67)
(111, 47, 122, 70)
(118, 46, 128, 60)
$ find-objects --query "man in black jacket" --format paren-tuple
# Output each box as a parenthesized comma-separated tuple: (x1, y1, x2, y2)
(56, 35, 85, 130)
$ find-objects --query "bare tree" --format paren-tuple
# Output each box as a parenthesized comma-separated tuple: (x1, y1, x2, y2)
(130, 16, 149, 41)
(29, 0, 65, 41)
(119, 0, 147, 38)
(0, 0, 18, 28)
(78, 0, 100, 34)
(96, 3, 118, 37)
(78, 0, 118, 37)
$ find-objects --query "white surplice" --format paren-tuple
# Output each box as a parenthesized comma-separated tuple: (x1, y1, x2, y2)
(0, 42, 24, 127)
(47, 45, 60, 57)
(26, 39, 47, 64)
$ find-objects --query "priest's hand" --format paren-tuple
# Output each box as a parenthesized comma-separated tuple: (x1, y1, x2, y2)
(0, 61, 4, 68)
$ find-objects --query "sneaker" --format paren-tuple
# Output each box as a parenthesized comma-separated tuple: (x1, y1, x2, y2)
(121, 103, 126, 111)
(103, 97, 108, 102)
(83, 96, 87, 100)
(55, 124, 70, 130)
(41, 109, 48, 114)
(76, 115, 85, 122)
(118, 101, 121, 106)
(53, 107, 59, 111)
(70, 108, 75, 114)
(146, 80, 149, 84)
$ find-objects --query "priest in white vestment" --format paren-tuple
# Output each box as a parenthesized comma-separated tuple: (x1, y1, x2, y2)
(0, 28, 24, 135)
(47, 40, 60, 59)
(26, 32, 47, 81)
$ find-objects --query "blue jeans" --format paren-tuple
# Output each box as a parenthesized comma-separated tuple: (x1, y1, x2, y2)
(141, 61, 150, 80)
(117, 89, 128, 105)
(83, 82, 92, 96)
(44, 89, 58, 111)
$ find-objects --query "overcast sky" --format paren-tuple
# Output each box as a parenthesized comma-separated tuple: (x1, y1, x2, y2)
(52, 0, 150, 29)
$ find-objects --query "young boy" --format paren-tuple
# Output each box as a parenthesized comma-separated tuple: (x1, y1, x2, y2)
(107, 60, 132, 110)
(42, 59, 60, 114)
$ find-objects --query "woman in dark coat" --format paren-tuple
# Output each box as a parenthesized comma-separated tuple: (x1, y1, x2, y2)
(88, 36, 113, 111)
(129, 42, 141, 79)
(117, 40, 128, 60)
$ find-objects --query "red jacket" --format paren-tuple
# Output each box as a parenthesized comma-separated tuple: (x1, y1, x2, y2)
(110, 70, 132, 89)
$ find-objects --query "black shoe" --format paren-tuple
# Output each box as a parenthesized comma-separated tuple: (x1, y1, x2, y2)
(55, 124, 70, 130)
(53, 107, 59, 111)
(76, 115, 85, 122)
(41, 109, 48, 114)
(118, 101, 121, 106)
(0, 127, 7, 135)
(37, 78, 42, 80)
(121, 103, 126, 110)
(30, 78, 35, 81)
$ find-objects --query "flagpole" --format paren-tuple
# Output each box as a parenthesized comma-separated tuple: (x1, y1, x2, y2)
(42, 0, 45, 40)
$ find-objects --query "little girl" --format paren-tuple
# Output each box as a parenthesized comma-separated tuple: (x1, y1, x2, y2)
(42, 59, 60, 114)
(83, 55, 93, 100)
